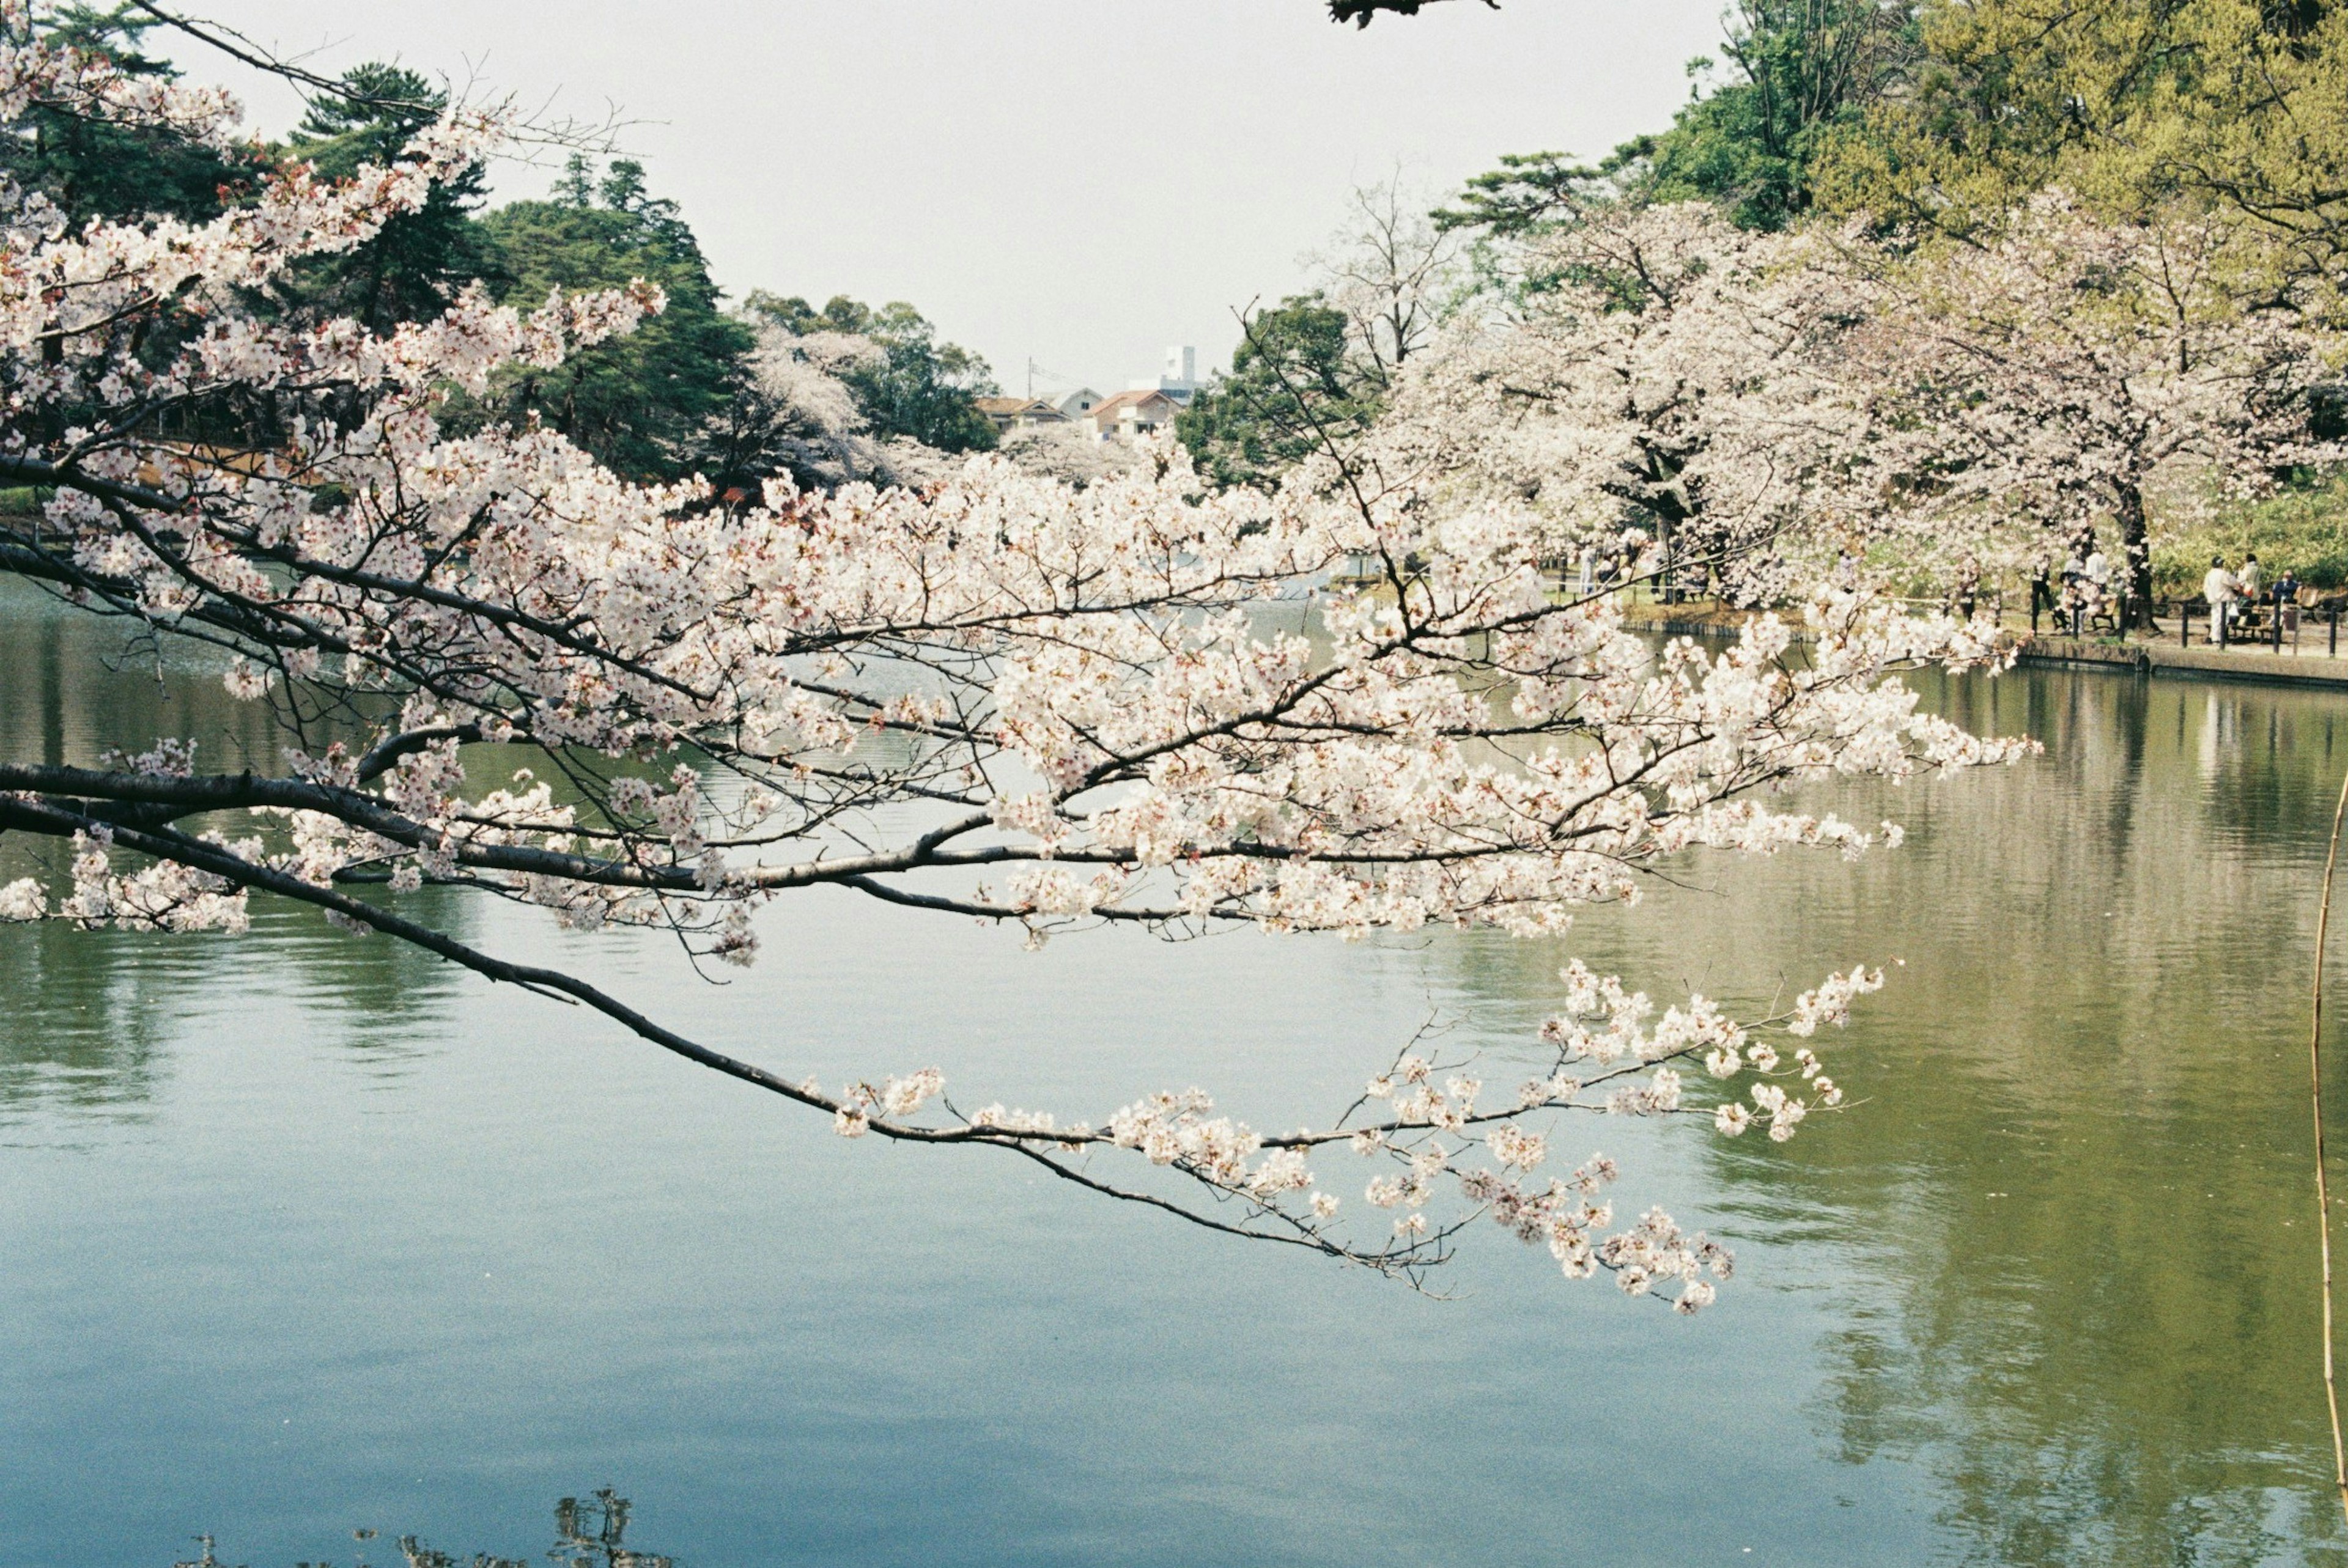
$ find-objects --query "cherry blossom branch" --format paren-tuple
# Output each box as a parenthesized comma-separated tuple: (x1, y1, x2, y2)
(0, 20, 2039, 1305)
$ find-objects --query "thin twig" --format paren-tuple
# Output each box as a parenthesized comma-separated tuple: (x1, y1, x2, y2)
(2311, 762, 2348, 1527)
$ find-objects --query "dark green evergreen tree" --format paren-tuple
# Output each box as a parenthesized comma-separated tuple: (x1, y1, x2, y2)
(1175, 295, 1380, 491)
(469, 158, 754, 481)
(0, 4, 269, 224)
(280, 64, 497, 332)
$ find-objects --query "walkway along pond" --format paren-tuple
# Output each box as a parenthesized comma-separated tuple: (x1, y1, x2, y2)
(1627, 599, 2348, 690)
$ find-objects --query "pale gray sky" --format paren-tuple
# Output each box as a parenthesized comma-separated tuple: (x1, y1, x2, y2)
(171, 1, 1723, 397)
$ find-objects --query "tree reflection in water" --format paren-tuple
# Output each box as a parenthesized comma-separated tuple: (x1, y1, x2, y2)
(1434, 664, 2348, 1564)
(172, 1490, 671, 1568)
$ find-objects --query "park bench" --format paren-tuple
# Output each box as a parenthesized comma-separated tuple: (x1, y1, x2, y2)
(2178, 592, 2348, 653)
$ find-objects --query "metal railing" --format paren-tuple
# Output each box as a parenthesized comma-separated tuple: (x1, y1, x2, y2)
(2174, 599, 2344, 657)
(1540, 567, 2348, 661)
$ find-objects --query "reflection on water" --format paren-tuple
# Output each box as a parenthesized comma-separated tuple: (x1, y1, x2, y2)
(9, 580, 2348, 1565)
(1537, 663, 2348, 1566)
(0, 888, 475, 1127)
(0, 587, 476, 1124)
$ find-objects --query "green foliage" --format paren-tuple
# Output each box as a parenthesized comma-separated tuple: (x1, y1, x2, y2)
(1175, 295, 1381, 490)
(2152, 472, 2348, 594)
(1445, 1, 1915, 237)
(1438, 147, 1636, 238)
(469, 160, 753, 481)
(279, 64, 496, 332)
(743, 291, 999, 452)
(1659, 1, 1917, 230)
(0, 3, 270, 224)
(1814, 0, 2348, 263)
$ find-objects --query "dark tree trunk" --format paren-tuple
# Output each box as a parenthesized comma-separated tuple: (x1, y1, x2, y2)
(2117, 481, 2154, 630)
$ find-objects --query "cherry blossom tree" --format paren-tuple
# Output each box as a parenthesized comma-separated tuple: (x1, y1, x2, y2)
(1384, 193, 2346, 616)
(1839, 196, 2348, 619)
(699, 318, 959, 493)
(997, 417, 1143, 486)
(0, 6, 2030, 1306)
(1372, 201, 1877, 602)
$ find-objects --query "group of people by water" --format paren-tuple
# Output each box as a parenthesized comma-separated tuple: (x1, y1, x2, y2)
(2199, 551, 2306, 642)
(2031, 537, 2129, 634)
(1571, 545, 1624, 599)
(1562, 532, 2323, 648)
(1569, 543, 1717, 603)
(2029, 536, 2311, 642)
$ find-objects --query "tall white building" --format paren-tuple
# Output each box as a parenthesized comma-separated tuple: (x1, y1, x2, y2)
(1129, 345, 1199, 405)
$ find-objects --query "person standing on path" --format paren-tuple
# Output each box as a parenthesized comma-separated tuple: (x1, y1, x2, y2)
(2084, 540, 2114, 628)
(2240, 553, 2264, 602)
(1575, 543, 1595, 600)
(2206, 556, 2240, 644)
(2059, 543, 2088, 634)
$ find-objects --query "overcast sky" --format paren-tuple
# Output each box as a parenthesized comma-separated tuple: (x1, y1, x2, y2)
(171, 1, 1724, 397)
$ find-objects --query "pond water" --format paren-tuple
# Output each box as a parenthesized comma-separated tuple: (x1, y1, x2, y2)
(5, 587, 2348, 1566)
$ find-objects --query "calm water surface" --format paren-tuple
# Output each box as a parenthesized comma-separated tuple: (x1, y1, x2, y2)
(4, 589, 2346, 1566)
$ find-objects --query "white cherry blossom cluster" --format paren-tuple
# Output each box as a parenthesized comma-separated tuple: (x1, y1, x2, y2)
(774, 957, 1877, 1304)
(0, 1, 240, 145)
(1376, 196, 2347, 603)
(54, 825, 251, 933)
(832, 1068, 945, 1139)
(0, 875, 46, 921)
(1363, 201, 1880, 601)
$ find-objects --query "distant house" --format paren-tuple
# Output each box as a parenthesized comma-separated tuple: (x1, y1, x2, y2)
(1057, 388, 1104, 422)
(1118, 348, 1202, 408)
(1086, 388, 1183, 441)
(974, 397, 1069, 435)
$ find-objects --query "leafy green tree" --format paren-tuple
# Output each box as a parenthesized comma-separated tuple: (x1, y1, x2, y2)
(1815, 0, 2348, 271)
(743, 292, 999, 452)
(1444, 1, 1916, 235)
(279, 64, 495, 332)
(1175, 295, 1381, 490)
(0, 3, 268, 224)
(470, 158, 753, 480)
(1653, 0, 1917, 230)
